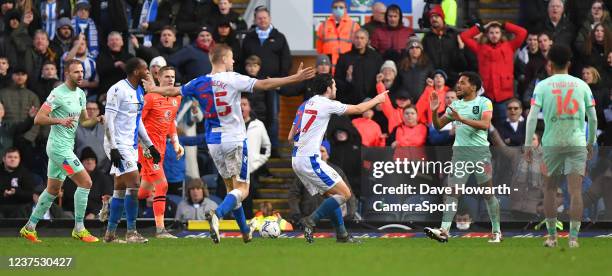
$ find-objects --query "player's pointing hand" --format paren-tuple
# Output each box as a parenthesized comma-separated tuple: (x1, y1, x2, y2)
(373, 90, 388, 104)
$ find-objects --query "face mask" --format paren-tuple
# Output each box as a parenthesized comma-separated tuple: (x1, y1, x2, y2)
(333, 7, 345, 18)
(456, 222, 471, 230)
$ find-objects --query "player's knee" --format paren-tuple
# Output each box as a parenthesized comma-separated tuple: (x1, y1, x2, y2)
(155, 181, 168, 196)
(46, 185, 61, 195)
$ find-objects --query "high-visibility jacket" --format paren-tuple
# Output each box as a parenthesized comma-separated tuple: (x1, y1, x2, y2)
(316, 14, 360, 70)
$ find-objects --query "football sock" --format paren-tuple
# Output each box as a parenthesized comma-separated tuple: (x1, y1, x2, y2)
(232, 205, 250, 234)
(485, 196, 501, 233)
(311, 197, 340, 224)
(545, 217, 558, 237)
(125, 188, 139, 231)
(153, 181, 168, 232)
(74, 187, 90, 232)
(216, 190, 241, 218)
(107, 190, 126, 233)
(330, 206, 348, 236)
(440, 196, 458, 231)
(26, 189, 57, 230)
(569, 220, 581, 239)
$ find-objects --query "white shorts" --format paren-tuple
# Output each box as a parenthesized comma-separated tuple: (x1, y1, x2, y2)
(209, 140, 249, 183)
(104, 146, 138, 176)
(292, 155, 342, 196)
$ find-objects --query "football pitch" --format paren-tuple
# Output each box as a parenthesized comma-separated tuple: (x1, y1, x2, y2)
(1, 237, 611, 275)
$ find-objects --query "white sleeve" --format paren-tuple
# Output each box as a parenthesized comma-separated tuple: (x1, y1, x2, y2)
(327, 100, 348, 115)
(231, 73, 257, 93)
(104, 87, 120, 148)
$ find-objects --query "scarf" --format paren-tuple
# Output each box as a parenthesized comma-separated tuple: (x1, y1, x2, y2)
(195, 39, 215, 53)
(139, 0, 159, 47)
(256, 25, 272, 45)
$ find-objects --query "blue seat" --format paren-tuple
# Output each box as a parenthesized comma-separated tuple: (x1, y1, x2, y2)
(208, 195, 222, 205)
(166, 194, 183, 206)
(202, 174, 218, 189)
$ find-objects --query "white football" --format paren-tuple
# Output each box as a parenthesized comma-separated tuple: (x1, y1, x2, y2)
(259, 220, 281, 238)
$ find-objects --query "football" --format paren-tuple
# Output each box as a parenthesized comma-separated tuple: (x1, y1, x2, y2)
(259, 220, 281, 238)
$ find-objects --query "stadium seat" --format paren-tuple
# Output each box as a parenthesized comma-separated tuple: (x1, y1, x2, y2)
(202, 174, 218, 189)
(208, 195, 223, 205)
(166, 194, 183, 206)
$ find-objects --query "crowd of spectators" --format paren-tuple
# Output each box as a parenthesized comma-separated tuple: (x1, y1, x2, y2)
(0, 0, 611, 224)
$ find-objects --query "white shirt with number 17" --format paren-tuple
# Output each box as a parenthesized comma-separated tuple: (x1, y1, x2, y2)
(292, 95, 347, 157)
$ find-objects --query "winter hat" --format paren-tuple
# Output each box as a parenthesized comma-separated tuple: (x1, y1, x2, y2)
(380, 60, 397, 74)
(428, 5, 445, 21)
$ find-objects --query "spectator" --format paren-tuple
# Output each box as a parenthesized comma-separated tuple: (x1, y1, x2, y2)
(90, 0, 132, 47)
(0, 102, 35, 160)
(387, 105, 427, 148)
(351, 97, 386, 147)
(460, 21, 527, 124)
(536, 0, 576, 47)
(416, 69, 450, 125)
(176, 99, 203, 180)
(427, 90, 457, 146)
(71, 1, 98, 58)
(241, 6, 291, 156)
(97, 31, 133, 98)
(315, 0, 360, 70)
(0, 0, 15, 32)
(213, 0, 247, 32)
(148, 56, 166, 85)
(287, 144, 358, 224)
(398, 38, 433, 104)
(284, 54, 331, 101)
(518, 0, 548, 33)
(30, 60, 59, 102)
(241, 95, 271, 218)
(213, 19, 241, 63)
(60, 34, 98, 97)
(241, 55, 266, 121)
(29, 182, 71, 219)
(75, 101, 109, 173)
(2, 9, 32, 69)
(175, 178, 218, 222)
(23, 30, 57, 82)
(583, 158, 612, 220)
(361, 1, 385, 37)
(168, 26, 213, 84)
(326, 115, 363, 196)
(582, 66, 610, 131)
(421, 5, 467, 86)
(49, 17, 73, 60)
(176, 0, 216, 40)
(0, 68, 40, 158)
(131, 26, 179, 63)
(566, 0, 612, 30)
(516, 32, 540, 99)
(495, 98, 526, 146)
(523, 32, 553, 107)
(489, 127, 543, 220)
(334, 29, 383, 105)
(37, 0, 71, 40)
(0, 147, 34, 218)
(580, 23, 612, 74)
(370, 4, 414, 61)
(375, 60, 410, 131)
(575, 0, 612, 55)
(61, 147, 112, 219)
(16, 0, 42, 37)
(0, 56, 11, 88)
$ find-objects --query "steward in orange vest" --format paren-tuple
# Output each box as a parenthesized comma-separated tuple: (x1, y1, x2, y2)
(316, 0, 360, 74)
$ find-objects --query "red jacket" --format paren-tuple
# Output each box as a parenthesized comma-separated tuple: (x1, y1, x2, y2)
(352, 117, 385, 147)
(371, 26, 414, 55)
(376, 82, 403, 131)
(460, 22, 527, 103)
(416, 85, 449, 125)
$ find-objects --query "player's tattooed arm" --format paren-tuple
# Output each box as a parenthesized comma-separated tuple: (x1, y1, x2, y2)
(142, 73, 181, 96)
(34, 104, 75, 128)
(253, 62, 316, 91)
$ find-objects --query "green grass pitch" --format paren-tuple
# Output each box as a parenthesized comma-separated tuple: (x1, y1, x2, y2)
(1, 237, 611, 275)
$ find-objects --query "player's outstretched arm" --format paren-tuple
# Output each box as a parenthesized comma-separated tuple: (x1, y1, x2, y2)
(142, 73, 181, 96)
(253, 62, 316, 91)
(344, 91, 388, 115)
(79, 109, 102, 128)
(34, 104, 75, 128)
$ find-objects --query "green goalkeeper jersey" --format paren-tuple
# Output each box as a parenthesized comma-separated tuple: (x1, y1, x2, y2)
(44, 83, 86, 152)
(531, 74, 595, 147)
